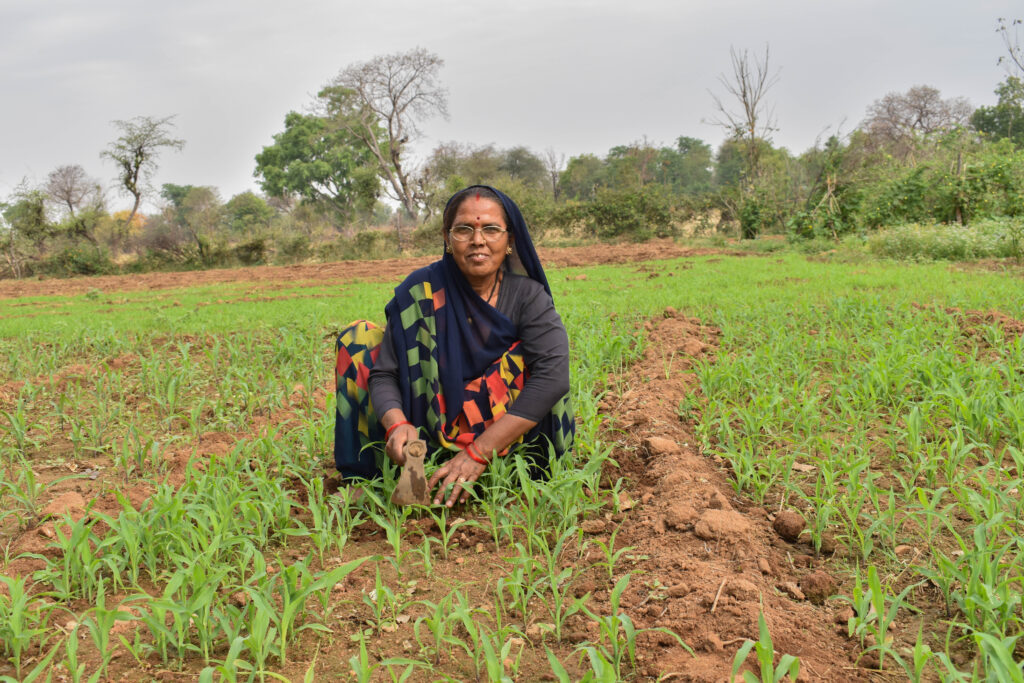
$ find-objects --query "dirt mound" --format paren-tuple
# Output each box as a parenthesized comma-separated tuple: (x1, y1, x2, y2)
(0, 241, 744, 299)
(597, 308, 867, 681)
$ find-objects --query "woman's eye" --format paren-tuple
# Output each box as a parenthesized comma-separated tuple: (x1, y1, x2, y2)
(483, 226, 504, 236)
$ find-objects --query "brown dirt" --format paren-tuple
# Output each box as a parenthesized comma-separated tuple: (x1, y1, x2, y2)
(0, 240, 744, 299)
(594, 308, 868, 681)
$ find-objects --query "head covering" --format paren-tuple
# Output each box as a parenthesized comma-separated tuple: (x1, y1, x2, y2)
(386, 186, 550, 437)
(442, 185, 551, 297)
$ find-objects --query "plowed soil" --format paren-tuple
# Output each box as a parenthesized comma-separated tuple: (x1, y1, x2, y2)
(0, 241, 744, 299)
(1, 243, 870, 681)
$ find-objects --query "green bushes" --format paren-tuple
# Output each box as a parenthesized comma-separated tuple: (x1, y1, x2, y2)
(866, 218, 1024, 261)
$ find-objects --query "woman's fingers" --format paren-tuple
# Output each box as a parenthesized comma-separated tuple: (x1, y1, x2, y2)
(429, 452, 484, 507)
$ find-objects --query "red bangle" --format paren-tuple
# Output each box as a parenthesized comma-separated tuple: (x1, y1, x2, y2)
(465, 442, 489, 465)
(385, 420, 413, 440)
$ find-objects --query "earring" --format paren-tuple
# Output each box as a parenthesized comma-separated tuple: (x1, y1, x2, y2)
(506, 245, 513, 255)
(445, 243, 452, 254)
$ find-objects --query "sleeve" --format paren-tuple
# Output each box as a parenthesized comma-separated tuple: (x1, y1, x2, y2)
(507, 284, 571, 423)
(368, 322, 405, 417)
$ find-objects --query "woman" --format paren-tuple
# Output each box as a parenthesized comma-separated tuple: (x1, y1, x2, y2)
(334, 185, 574, 507)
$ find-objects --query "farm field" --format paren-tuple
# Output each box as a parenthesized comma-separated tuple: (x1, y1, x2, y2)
(1, 243, 1023, 682)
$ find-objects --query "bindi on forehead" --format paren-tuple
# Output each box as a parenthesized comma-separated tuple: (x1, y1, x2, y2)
(475, 191, 480, 201)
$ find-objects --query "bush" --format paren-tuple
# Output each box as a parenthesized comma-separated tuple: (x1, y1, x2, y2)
(866, 218, 1024, 261)
(38, 246, 116, 277)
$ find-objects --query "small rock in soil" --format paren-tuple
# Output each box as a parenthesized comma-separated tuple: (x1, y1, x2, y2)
(894, 544, 917, 559)
(641, 492, 654, 504)
(42, 492, 87, 520)
(800, 571, 837, 605)
(772, 510, 806, 542)
(780, 582, 806, 601)
(652, 516, 667, 534)
(708, 490, 732, 511)
(664, 503, 699, 530)
(580, 519, 607, 534)
(644, 436, 681, 457)
(703, 632, 725, 653)
(661, 470, 693, 488)
(835, 607, 854, 625)
(757, 557, 772, 575)
(819, 533, 839, 554)
(725, 578, 759, 601)
(694, 509, 751, 541)
(667, 583, 690, 598)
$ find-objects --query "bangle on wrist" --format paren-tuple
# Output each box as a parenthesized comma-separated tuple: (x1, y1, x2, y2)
(465, 442, 489, 465)
(385, 420, 413, 440)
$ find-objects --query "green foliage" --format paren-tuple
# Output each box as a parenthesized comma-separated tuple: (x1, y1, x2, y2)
(569, 186, 675, 240)
(254, 108, 380, 223)
(866, 218, 1024, 261)
(971, 77, 1024, 148)
(730, 611, 800, 683)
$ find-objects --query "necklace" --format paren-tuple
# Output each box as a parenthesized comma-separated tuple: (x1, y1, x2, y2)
(485, 271, 502, 306)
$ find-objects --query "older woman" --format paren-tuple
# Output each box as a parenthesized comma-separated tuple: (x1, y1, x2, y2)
(334, 185, 574, 506)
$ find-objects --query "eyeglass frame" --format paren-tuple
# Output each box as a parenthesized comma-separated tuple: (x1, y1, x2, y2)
(448, 224, 509, 242)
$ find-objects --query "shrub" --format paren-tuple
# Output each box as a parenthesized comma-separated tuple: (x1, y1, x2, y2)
(39, 246, 116, 277)
(866, 218, 1024, 261)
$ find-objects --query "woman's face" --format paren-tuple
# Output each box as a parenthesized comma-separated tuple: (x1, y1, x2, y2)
(445, 196, 510, 285)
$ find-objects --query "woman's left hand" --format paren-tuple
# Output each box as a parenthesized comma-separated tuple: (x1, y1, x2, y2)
(427, 450, 486, 507)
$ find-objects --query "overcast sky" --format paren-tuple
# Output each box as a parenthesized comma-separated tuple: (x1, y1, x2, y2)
(1, 0, 1019, 212)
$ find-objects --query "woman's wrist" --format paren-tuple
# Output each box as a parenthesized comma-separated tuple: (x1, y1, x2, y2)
(465, 441, 489, 465)
(385, 420, 413, 440)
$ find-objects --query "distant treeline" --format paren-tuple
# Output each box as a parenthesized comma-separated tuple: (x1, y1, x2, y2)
(2, 47, 1023, 278)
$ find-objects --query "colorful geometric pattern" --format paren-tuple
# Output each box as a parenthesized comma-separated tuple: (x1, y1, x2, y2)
(333, 297, 575, 480)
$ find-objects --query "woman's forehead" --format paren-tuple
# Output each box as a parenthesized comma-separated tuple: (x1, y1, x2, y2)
(453, 197, 505, 222)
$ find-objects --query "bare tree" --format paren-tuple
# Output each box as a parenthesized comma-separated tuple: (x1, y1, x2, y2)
(998, 17, 1024, 77)
(861, 85, 973, 160)
(707, 45, 780, 178)
(101, 115, 185, 228)
(544, 148, 565, 201)
(327, 47, 448, 221)
(44, 165, 104, 245)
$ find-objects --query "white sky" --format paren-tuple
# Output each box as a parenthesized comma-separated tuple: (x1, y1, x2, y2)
(0, 0, 1018, 213)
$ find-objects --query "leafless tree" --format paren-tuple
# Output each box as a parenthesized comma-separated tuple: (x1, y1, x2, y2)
(707, 45, 780, 178)
(327, 47, 448, 221)
(544, 148, 565, 201)
(861, 85, 973, 161)
(998, 17, 1024, 77)
(45, 164, 105, 245)
(101, 115, 185, 228)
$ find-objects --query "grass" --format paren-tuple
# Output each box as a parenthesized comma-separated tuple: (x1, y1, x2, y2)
(1, 251, 1024, 680)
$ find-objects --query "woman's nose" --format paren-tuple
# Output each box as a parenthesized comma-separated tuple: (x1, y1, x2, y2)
(470, 228, 486, 244)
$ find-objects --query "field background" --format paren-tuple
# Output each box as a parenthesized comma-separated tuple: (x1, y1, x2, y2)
(2, 244, 1024, 682)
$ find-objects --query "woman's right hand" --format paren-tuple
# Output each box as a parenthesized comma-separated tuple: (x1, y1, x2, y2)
(385, 422, 418, 466)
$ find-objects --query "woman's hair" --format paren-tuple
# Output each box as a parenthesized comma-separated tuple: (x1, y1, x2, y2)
(442, 186, 510, 230)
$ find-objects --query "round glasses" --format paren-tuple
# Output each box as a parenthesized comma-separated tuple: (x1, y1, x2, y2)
(449, 225, 508, 242)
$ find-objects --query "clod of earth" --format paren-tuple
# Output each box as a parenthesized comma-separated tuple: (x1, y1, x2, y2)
(799, 570, 837, 605)
(644, 435, 681, 457)
(772, 509, 806, 542)
(693, 509, 751, 541)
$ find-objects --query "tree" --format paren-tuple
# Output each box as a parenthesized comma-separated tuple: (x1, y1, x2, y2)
(707, 45, 780, 238)
(101, 115, 185, 228)
(160, 184, 222, 261)
(560, 154, 607, 201)
(708, 45, 779, 180)
(997, 17, 1023, 78)
(499, 147, 547, 188)
(971, 77, 1024, 147)
(44, 165, 104, 245)
(254, 110, 379, 223)
(326, 47, 448, 220)
(655, 136, 713, 195)
(861, 86, 973, 160)
(543, 148, 565, 201)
